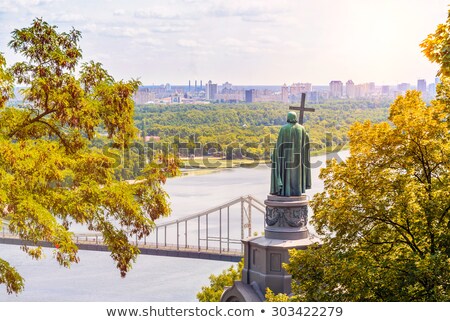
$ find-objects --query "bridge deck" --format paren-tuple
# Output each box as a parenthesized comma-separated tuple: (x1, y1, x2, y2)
(0, 195, 264, 263)
(0, 234, 243, 262)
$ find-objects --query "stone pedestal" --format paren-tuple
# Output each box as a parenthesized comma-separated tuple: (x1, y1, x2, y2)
(221, 194, 320, 302)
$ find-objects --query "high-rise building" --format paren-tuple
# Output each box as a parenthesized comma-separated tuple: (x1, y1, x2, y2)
(368, 82, 375, 94)
(428, 83, 436, 98)
(222, 82, 233, 93)
(329, 80, 343, 98)
(245, 89, 256, 103)
(290, 83, 312, 95)
(345, 80, 355, 98)
(133, 87, 156, 104)
(309, 91, 319, 103)
(397, 83, 410, 92)
(355, 84, 369, 98)
(381, 85, 390, 96)
(223, 82, 232, 90)
(417, 79, 427, 95)
(206, 80, 218, 101)
(281, 84, 289, 103)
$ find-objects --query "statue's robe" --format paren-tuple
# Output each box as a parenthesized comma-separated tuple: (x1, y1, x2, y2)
(270, 122, 311, 196)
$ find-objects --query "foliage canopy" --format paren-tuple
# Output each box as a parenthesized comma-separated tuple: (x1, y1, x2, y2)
(286, 91, 450, 301)
(197, 259, 243, 302)
(0, 19, 177, 294)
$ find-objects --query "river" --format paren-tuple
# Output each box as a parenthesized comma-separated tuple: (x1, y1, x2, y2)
(0, 150, 348, 301)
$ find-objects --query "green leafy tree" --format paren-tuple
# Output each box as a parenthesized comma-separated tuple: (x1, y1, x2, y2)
(197, 259, 243, 302)
(265, 289, 291, 302)
(422, 9, 450, 112)
(421, 10, 450, 79)
(285, 90, 450, 301)
(0, 19, 178, 294)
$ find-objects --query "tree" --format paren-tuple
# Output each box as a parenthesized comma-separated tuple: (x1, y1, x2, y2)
(284, 91, 450, 301)
(0, 19, 178, 294)
(197, 259, 243, 302)
(421, 10, 450, 79)
(421, 9, 450, 110)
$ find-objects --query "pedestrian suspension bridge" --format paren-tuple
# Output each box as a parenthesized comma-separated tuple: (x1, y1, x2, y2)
(0, 195, 266, 262)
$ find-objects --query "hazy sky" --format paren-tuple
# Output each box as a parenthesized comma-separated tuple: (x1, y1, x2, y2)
(0, 0, 448, 85)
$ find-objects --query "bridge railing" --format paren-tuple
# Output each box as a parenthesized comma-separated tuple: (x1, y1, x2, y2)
(1, 195, 266, 256)
(141, 195, 265, 254)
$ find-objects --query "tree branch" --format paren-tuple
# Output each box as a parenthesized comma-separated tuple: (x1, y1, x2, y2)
(7, 108, 56, 138)
(363, 215, 424, 256)
(36, 119, 74, 153)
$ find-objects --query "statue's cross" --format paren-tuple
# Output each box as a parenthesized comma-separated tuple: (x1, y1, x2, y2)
(289, 92, 315, 124)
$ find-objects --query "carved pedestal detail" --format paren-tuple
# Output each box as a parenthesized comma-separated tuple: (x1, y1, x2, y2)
(264, 194, 309, 240)
(265, 205, 308, 227)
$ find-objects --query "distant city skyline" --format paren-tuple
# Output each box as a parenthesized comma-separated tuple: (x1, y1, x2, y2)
(137, 78, 436, 87)
(0, 0, 448, 85)
(131, 77, 438, 105)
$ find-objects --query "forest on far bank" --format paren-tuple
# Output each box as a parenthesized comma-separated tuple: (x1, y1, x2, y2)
(134, 97, 391, 155)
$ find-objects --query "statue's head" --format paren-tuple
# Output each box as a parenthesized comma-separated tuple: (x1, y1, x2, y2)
(287, 111, 297, 124)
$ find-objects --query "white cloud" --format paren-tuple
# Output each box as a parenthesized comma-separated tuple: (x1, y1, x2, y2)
(87, 52, 111, 62)
(177, 39, 200, 48)
(103, 26, 151, 38)
(135, 37, 162, 47)
(0, 2, 18, 13)
(175, 39, 213, 56)
(113, 9, 125, 16)
(217, 36, 276, 55)
(0, 0, 56, 14)
(282, 40, 304, 51)
(80, 23, 151, 39)
(150, 25, 187, 33)
(208, 0, 287, 18)
(49, 13, 86, 23)
(1, 0, 447, 85)
(217, 38, 256, 54)
(241, 14, 277, 23)
(80, 23, 98, 33)
(134, 7, 180, 20)
(17, 0, 55, 6)
(219, 37, 243, 47)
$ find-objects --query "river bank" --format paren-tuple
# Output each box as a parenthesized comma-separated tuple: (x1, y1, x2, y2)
(179, 145, 349, 176)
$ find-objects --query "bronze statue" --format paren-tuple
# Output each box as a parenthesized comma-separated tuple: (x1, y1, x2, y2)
(270, 111, 311, 196)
